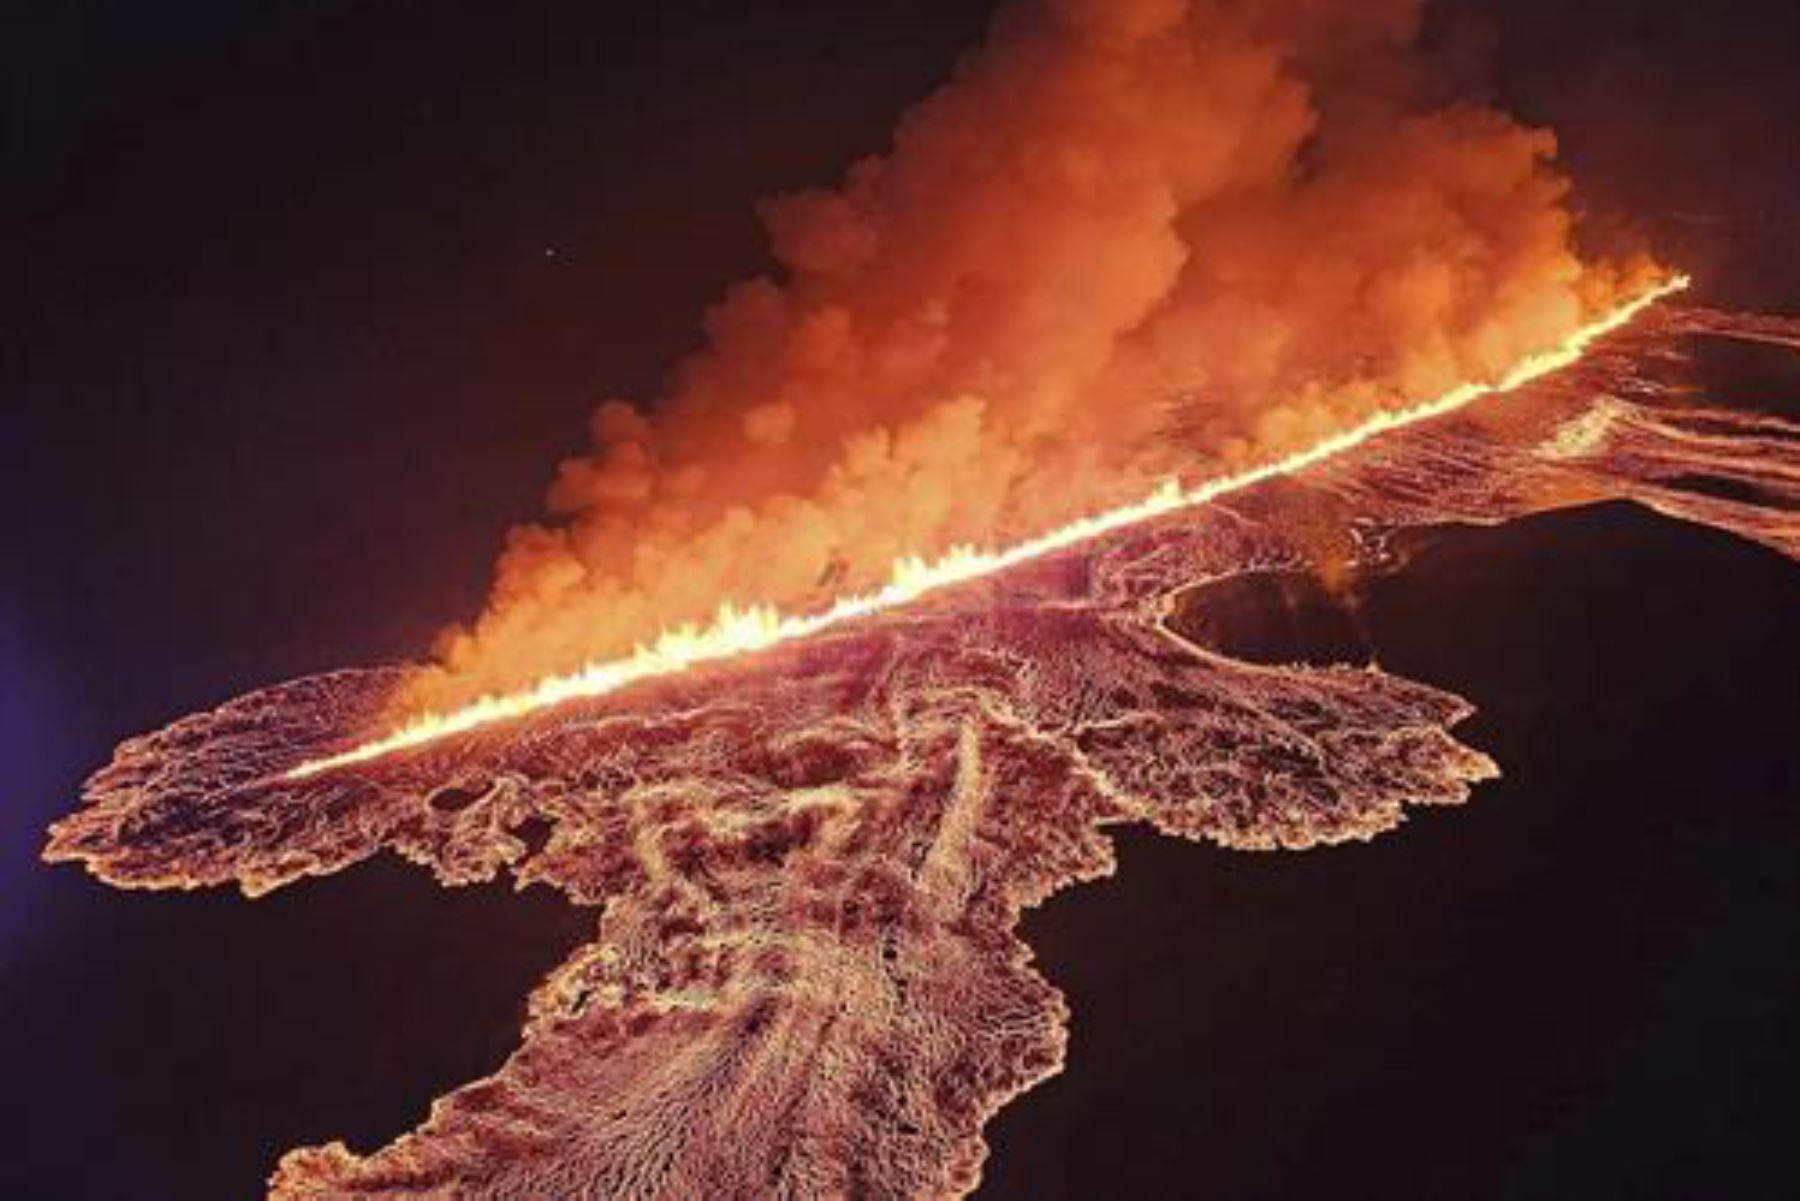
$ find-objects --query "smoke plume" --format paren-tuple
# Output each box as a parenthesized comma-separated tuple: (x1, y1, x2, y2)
(414, 0, 1656, 708)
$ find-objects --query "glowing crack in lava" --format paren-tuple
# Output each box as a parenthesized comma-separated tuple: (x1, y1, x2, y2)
(42, 294, 1800, 1200)
(285, 276, 1690, 782)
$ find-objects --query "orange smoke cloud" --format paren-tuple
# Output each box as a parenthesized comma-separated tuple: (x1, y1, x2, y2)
(416, 0, 1657, 708)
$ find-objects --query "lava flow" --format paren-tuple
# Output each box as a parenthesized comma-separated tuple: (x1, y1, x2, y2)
(44, 297, 1800, 1201)
(288, 274, 1688, 781)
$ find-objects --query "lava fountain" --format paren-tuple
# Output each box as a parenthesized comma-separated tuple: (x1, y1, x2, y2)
(287, 274, 1689, 781)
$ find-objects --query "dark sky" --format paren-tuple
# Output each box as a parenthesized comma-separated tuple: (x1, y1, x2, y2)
(3, 0, 998, 953)
(3, 2, 1799, 1198)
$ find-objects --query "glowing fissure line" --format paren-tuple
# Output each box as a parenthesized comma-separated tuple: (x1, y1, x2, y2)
(287, 276, 1687, 779)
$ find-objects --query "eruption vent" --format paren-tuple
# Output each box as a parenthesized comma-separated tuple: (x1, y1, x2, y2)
(289, 275, 1687, 779)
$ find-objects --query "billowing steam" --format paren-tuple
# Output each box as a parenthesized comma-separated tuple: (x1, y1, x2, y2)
(415, 0, 1656, 709)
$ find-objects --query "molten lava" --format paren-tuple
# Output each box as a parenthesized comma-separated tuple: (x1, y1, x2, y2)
(45, 283, 1800, 1201)
(288, 274, 1689, 781)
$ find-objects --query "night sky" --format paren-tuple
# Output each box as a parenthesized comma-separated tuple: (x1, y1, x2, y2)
(4, 3, 1799, 1198)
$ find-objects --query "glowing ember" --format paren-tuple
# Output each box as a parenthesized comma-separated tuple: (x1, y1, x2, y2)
(287, 274, 1688, 780)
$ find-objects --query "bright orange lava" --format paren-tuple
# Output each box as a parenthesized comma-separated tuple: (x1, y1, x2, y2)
(287, 275, 1688, 779)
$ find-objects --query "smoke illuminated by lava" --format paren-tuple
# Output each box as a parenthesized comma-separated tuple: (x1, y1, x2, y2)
(409, 0, 1666, 716)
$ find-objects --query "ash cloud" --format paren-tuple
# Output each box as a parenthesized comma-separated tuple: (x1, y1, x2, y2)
(416, 0, 1656, 707)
